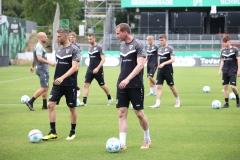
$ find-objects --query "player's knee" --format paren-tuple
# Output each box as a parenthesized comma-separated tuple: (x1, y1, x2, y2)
(84, 83, 90, 88)
(118, 109, 127, 118)
(135, 110, 144, 119)
(47, 102, 55, 110)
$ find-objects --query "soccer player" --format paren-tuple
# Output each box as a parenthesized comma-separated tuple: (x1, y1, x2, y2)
(25, 32, 55, 111)
(218, 35, 240, 108)
(69, 32, 82, 97)
(149, 34, 180, 108)
(80, 34, 113, 106)
(144, 35, 158, 96)
(115, 23, 151, 149)
(42, 28, 80, 141)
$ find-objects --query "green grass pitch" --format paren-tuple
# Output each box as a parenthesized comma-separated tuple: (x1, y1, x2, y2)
(0, 66, 240, 160)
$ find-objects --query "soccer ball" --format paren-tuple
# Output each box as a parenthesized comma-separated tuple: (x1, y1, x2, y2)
(229, 92, 236, 100)
(203, 86, 210, 93)
(106, 137, 121, 153)
(28, 129, 43, 143)
(212, 100, 221, 109)
(21, 95, 30, 103)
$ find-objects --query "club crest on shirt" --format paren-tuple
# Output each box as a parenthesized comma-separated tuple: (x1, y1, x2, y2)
(165, 48, 168, 51)
(129, 45, 133, 49)
(94, 47, 96, 50)
(66, 49, 70, 53)
(230, 49, 233, 52)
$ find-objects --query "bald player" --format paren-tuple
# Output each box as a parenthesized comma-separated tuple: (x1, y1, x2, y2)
(25, 32, 55, 111)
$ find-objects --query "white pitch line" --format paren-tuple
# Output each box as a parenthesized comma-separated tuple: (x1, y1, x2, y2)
(0, 76, 35, 84)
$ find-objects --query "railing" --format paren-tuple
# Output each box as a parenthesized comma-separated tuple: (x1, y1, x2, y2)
(103, 34, 240, 51)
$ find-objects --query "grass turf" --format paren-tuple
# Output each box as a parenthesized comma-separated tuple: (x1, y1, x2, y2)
(0, 66, 239, 160)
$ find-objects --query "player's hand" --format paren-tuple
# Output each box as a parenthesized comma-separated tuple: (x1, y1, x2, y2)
(54, 77, 63, 85)
(237, 71, 240, 77)
(218, 71, 222, 77)
(49, 62, 56, 67)
(29, 67, 34, 73)
(158, 63, 165, 68)
(93, 68, 99, 74)
(119, 79, 129, 89)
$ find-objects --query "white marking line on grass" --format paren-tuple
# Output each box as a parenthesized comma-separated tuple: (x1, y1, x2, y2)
(0, 76, 34, 84)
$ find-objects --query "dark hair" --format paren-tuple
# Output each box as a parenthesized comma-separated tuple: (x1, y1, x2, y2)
(222, 35, 231, 43)
(88, 34, 95, 38)
(57, 28, 69, 34)
(159, 34, 167, 40)
(116, 23, 131, 34)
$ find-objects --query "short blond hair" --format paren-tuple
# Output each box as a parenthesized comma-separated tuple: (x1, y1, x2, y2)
(147, 35, 154, 40)
(69, 32, 77, 37)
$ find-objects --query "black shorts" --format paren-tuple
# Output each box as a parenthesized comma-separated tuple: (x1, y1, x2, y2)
(156, 72, 174, 86)
(222, 72, 237, 86)
(37, 72, 49, 88)
(116, 88, 144, 110)
(147, 67, 157, 78)
(84, 71, 105, 86)
(49, 85, 77, 108)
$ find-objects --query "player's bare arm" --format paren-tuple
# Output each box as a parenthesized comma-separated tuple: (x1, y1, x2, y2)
(37, 55, 56, 67)
(93, 54, 105, 74)
(237, 57, 240, 77)
(158, 55, 175, 68)
(218, 59, 224, 76)
(54, 61, 78, 85)
(30, 60, 35, 73)
(119, 57, 145, 89)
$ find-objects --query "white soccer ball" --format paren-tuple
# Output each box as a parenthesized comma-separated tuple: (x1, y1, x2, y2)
(203, 86, 210, 93)
(106, 137, 121, 153)
(229, 92, 236, 100)
(28, 129, 43, 143)
(21, 95, 30, 103)
(76, 98, 81, 106)
(212, 100, 221, 109)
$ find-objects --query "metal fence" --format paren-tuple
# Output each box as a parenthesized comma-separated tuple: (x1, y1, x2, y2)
(103, 34, 240, 51)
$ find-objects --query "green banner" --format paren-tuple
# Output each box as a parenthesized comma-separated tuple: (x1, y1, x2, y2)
(82, 50, 220, 58)
(60, 19, 69, 29)
(121, 0, 240, 8)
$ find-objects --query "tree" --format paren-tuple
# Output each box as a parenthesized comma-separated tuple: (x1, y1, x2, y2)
(21, 0, 84, 32)
(2, 0, 23, 18)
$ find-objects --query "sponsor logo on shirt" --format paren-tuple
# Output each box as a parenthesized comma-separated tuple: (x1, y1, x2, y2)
(66, 49, 70, 54)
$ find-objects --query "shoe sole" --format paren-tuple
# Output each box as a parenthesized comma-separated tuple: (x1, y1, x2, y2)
(107, 98, 114, 105)
(149, 106, 159, 108)
(140, 142, 151, 149)
(42, 137, 57, 141)
(66, 135, 76, 140)
(25, 102, 34, 111)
